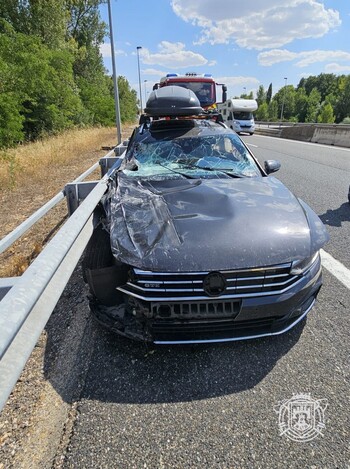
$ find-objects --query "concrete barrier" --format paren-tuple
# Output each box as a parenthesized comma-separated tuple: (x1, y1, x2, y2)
(280, 125, 315, 142)
(311, 125, 350, 147)
(255, 122, 350, 148)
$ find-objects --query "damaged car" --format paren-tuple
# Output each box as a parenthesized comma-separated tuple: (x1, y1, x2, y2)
(83, 86, 329, 344)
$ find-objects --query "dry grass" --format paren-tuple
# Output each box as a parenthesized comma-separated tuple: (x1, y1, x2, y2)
(0, 127, 122, 191)
(0, 124, 135, 277)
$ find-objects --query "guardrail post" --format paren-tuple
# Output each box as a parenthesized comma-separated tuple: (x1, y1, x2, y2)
(99, 157, 119, 177)
(65, 182, 99, 215)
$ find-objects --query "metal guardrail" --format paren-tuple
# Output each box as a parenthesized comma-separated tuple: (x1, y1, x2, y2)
(0, 142, 128, 411)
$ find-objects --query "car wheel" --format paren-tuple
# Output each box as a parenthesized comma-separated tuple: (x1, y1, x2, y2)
(83, 225, 127, 306)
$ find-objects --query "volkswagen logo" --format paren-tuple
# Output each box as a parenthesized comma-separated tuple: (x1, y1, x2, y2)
(203, 272, 226, 297)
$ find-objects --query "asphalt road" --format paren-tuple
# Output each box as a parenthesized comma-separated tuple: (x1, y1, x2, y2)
(246, 135, 350, 270)
(61, 137, 349, 469)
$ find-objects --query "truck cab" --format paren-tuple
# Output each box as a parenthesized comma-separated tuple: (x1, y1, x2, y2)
(153, 73, 227, 111)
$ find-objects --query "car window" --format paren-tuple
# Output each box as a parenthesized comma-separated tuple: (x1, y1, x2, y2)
(170, 82, 215, 106)
(124, 132, 261, 178)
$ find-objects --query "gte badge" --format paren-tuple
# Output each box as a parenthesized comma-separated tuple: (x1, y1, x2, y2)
(275, 393, 328, 442)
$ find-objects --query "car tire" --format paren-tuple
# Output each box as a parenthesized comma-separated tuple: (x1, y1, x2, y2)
(83, 224, 114, 272)
(83, 225, 127, 306)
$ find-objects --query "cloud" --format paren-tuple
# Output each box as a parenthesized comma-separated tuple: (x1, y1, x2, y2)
(216, 76, 260, 87)
(171, 0, 341, 50)
(215, 76, 260, 99)
(100, 43, 126, 58)
(324, 63, 350, 73)
(258, 49, 350, 67)
(139, 41, 212, 68)
(141, 68, 168, 78)
(258, 49, 299, 66)
(295, 50, 350, 67)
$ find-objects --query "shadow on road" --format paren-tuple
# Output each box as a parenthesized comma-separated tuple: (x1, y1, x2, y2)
(319, 202, 350, 227)
(77, 318, 305, 404)
(42, 265, 305, 406)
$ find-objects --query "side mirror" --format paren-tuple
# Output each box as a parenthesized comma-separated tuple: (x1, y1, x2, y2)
(222, 85, 227, 104)
(264, 160, 281, 174)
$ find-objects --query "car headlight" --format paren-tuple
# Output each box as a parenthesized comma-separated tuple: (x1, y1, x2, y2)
(290, 251, 320, 275)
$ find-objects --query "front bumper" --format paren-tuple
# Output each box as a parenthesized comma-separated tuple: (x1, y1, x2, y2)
(90, 258, 322, 344)
(234, 123, 255, 134)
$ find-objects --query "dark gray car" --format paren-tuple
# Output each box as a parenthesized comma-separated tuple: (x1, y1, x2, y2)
(83, 115, 329, 344)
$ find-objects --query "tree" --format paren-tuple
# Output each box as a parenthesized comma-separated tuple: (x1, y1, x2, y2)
(0, 0, 67, 48)
(118, 76, 138, 123)
(66, 0, 107, 47)
(0, 93, 24, 148)
(240, 91, 253, 99)
(268, 100, 278, 121)
(295, 87, 308, 122)
(256, 85, 266, 107)
(317, 103, 335, 123)
(334, 75, 350, 123)
(305, 88, 321, 123)
(0, 22, 84, 140)
(0, 2, 124, 147)
(266, 83, 272, 104)
(273, 85, 296, 121)
(255, 102, 268, 121)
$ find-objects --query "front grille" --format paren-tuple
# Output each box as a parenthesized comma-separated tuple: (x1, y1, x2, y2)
(151, 300, 240, 319)
(118, 264, 301, 301)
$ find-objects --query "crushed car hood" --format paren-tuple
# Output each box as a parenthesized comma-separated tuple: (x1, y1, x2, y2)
(108, 173, 328, 272)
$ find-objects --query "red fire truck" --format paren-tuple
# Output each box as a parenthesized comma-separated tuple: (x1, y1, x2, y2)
(153, 73, 227, 111)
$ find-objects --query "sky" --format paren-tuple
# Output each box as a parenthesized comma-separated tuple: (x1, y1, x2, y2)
(99, 0, 350, 103)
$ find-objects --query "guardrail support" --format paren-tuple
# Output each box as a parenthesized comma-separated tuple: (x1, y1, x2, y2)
(65, 181, 99, 216)
(0, 278, 19, 301)
(114, 143, 128, 156)
(99, 157, 119, 177)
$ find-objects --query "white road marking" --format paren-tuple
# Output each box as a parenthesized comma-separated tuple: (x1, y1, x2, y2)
(321, 249, 350, 290)
(246, 143, 258, 148)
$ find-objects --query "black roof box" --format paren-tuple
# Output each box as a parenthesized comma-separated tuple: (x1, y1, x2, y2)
(144, 86, 202, 117)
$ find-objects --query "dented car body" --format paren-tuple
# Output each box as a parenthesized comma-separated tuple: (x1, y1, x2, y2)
(83, 89, 329, 344)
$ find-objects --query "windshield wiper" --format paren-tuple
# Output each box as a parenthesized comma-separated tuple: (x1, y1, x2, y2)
(175, 162, 243, 178)
(196, 166, 243, 178)
(156, 162, 197, 179)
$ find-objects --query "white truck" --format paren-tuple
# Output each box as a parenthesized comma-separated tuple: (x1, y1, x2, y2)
(218, 99, 258, 135)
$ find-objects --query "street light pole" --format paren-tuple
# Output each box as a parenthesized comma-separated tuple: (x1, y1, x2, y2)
(107, 0, 122, 144)
(136, 46, 143, 114)
(144, 80, 148, 105)
(280, 77, 288, 124)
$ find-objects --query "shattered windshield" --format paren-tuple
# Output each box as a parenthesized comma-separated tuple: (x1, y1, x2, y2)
(124, 132, 261, 179)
